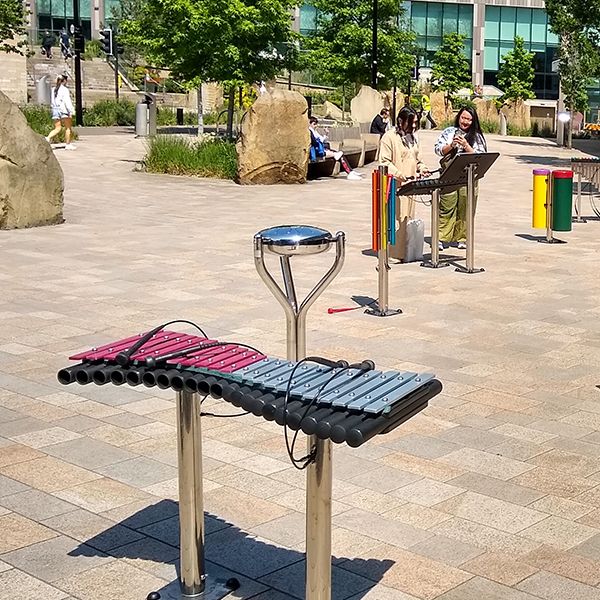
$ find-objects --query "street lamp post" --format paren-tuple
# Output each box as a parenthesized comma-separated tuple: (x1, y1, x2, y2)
(371, 0, 378, 89)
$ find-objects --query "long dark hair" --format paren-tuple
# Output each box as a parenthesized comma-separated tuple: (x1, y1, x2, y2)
(54, 75, 65, 98)
(395, 106, 418, 137)
(454, 106, 486, 149)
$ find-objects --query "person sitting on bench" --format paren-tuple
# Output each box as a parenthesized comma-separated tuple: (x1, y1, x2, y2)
(309, 117, 363, 181)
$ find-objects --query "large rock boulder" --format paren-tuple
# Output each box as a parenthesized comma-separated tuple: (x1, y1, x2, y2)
(237, 89, 309, 184)
(0, 91, 63, 229)
(350, 86, 386, 124)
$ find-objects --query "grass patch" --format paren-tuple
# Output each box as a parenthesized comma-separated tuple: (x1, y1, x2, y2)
(144, 135, 237, 180)
(20, 104, 77, 142)
(83, 99, 136, 126)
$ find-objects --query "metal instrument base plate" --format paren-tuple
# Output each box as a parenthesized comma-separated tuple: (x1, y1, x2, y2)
(536, 238, 567, 244)
(151, 576, 237, 600)
(364, 307, 403, 317)
(455, 266, 485, 274)
(420, 261, 450, 269)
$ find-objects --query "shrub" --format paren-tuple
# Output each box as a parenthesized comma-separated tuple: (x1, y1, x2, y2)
(452, 97, 476, 111)
(82, 99, 136, 126)
(83, 39, 103, 60)
(507, 123, 532, 137)
(19, 104, 77, 142)
(144, 135, 238, 180)
(480, 119, 500, 134)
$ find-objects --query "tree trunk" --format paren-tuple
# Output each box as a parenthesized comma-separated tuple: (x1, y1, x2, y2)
(196, 85, 204, 136)
(226, 86, 235, 140)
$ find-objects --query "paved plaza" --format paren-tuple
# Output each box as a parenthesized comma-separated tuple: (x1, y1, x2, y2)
(2, 129, 600, 600)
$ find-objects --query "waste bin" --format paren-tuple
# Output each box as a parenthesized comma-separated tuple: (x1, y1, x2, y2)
(36, 75, 52, 106)
(176, 107, 184, 126)
(135, 102, 148, 137)
(552, 170, 573, 232)
(532, 169, 550, 229)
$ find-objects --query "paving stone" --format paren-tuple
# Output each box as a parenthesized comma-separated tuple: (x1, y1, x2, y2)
(346, 466, 422, 494)
(0, 569, 68, 600)
(96, 456, 177, 488)
(0, 512, 58, 553)
(0, 472, 29, 497)
(447, 472, 545, 506)
(437, 426, 511, 450)
(42, 508, 144, 551)
(571, 532, 600, 560)
(523, 545, 600, 586)
(54, 561, 167, 600)
(409, 534, 483, 567)
(332, 508, 432, 549)
(340, 544, 473, 600)
(517, 570, 600, 600)
(511, 467, 597, 499)
(1, 489, 77, 521)
(437, 576, 541, 600)
(439, 448, 534, 480)
(383, 502, 453, 530)
(392, 478, 464, 507)
(520, 515, 598, 550)
(530, 495, 595, 520)
(250, 512, 306, 549)
(461, 552, 538, 586)
(382, 433, 462, 459)
(528, 448, 600, 478)
(1, 535, 112, 583)
(42, 437, 138, 470)
(380, 452, 465, 482)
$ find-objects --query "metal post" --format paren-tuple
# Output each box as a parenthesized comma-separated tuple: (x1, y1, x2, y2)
(177, 390, 205, 597)
(253, 227, 346, 600)
(456, 164, 484, 274)
(114, 31, 120, 101)
(371, 0, 378, 89)
(546, 174, 554, 243)
(161, 391, 234, 600)
(574, 173, 586, 223)
(72, 0, 83, 126)
(421, 189, 448, 269)
(366, 167, 402, 316)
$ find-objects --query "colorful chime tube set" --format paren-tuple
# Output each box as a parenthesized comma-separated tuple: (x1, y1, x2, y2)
(368, 165, 402, 316)
(532, 168, 574, 243)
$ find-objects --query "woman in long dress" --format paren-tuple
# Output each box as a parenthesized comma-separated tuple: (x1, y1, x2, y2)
(434, 107, 487, 249)
(379, 106, 429, 261)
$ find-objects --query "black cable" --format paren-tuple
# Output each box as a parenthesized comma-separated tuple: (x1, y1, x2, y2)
(116, 319, 208, 366)
(198, 394, 250, 419)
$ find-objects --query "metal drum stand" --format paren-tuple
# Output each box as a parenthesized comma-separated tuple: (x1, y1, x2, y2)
(254, 225, 345, 600)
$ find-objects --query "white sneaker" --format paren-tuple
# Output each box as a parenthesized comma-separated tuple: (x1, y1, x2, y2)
(333, 150, 343, 161)
(347, 171, 362, 181)
(438, 241, 444, 251)
(457, 241, 467, 249)
(45, 135, 52, 143)
(64, 144, 77, 151)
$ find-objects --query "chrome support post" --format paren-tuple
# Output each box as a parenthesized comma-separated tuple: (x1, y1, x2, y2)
(456, 163, 484, 274)
(421, 189, 448, 269)
(254, 226, 346, 600)
(366, 166, 402, 316)
(574, 173, 587, 223)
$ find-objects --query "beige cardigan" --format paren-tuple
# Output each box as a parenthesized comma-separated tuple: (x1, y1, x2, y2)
(378, 130, 426, 179)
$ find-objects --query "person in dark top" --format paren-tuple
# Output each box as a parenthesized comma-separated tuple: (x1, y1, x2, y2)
(41, 31, 55, 58)
(60, 28, 71, 59)
(370, 108, 390, 136)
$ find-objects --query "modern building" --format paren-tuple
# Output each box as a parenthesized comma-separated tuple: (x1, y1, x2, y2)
(298, 0, 560, 101)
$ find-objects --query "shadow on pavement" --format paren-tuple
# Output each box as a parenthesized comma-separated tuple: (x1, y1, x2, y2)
(70, 499, 394, 600)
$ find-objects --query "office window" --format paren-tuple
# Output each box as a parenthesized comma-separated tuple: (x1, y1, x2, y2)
(516, 9, 531, 43)
(484, 41, 499, 71)
(500, 7, 516, 41)
(531, 10, 546, 44)
(443, 4, 458, 36)
(299, 4, 318, 34)
(412, 2, 427, 36)
(427, 3, 442, 37)
(458, 5, 473, 37)
(485, 6, 500, 40)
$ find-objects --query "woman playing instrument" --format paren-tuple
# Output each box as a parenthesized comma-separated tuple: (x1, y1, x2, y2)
(434, 106, 487, 249)
(379, 106, 429, 261)
(46, 75, 76, 150)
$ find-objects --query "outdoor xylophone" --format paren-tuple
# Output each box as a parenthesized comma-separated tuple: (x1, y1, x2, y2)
(58, 329, 442, 448)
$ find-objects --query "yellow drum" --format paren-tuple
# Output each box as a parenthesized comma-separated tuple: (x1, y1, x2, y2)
(532, 169, 550, 229)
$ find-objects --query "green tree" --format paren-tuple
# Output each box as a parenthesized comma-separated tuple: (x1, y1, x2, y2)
(0, 0, 26, 55)
(431, 33, 471, 105)
(120, 0, 296, 137)
(497, 36, 535, 102)
(545, 0, 600, 146)
(302, 0, 416, 91)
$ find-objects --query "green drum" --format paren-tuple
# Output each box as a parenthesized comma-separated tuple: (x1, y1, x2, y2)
(552, 170, 573, 232)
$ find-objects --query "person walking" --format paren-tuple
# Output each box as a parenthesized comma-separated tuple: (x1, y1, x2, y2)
(60, 28, 71, 59)
(421, 94, 437, 129)
(46, 75, 76, 150)
(434, 106, 487, 250)
(370, 108, 390, 136)
(379, 106, 429, 261)
(41, 30, 55, 59)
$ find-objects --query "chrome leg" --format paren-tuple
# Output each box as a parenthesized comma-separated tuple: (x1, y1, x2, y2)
(456, 164, 484, 273)
(421, 189, 448, 269)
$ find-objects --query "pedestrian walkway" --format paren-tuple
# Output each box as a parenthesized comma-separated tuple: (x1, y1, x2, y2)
(2, 130, 600, 599)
